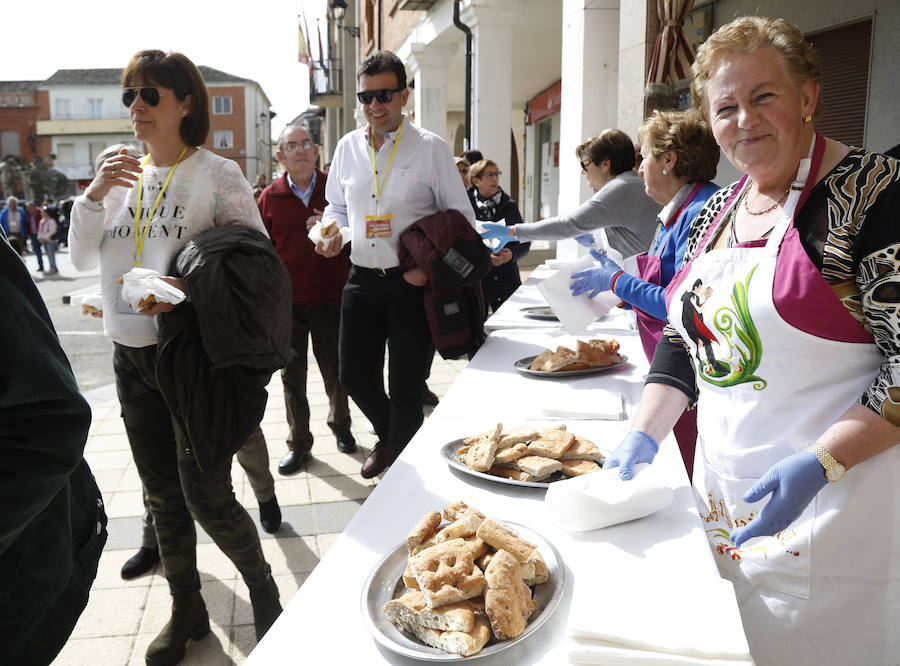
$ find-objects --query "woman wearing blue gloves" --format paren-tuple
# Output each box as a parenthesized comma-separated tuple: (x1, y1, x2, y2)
(479, 130, 660, 259)
(570, 109, 720, 477)
(606, 17, 900, 665)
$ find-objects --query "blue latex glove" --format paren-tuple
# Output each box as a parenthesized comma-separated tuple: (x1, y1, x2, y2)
(603, 430, 659, 480)
(574, 233, 594, 247)
(569, 249, 624, 298)
(479, 222, 514, 250)
(730, 450, 828, 547)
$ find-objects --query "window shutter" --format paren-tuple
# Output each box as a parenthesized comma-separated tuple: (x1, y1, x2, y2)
(808, 19, 872, 148)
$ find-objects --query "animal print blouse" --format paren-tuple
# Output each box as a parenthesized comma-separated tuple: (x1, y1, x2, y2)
(648, 148, 900, 426)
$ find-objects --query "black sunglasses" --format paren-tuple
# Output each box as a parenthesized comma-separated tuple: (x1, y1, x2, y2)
(356, 88, 404, 105)
(579, 159, 592, 173)
(122, 87, 161, 108)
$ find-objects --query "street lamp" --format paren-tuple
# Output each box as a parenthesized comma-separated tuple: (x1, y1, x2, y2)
(329, 0, 360, 37)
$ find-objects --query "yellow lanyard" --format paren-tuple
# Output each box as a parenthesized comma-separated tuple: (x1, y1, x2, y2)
(133, 145, 189, 266)
(369, 121, 403, 204)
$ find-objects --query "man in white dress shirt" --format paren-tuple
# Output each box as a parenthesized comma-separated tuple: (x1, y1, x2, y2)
(317, 51, 474, 478)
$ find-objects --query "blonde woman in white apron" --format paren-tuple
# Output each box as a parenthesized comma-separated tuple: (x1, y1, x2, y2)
(603, 17, 900, 665)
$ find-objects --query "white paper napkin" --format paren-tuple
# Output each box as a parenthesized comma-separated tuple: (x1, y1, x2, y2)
(544, 463, 673, 532)
(307, 218, 351, 247)
(120, 267, 186, 312)
(537, 254, 621, 334)
(566, 572, 753, 665)
(537, 387, 624, 421)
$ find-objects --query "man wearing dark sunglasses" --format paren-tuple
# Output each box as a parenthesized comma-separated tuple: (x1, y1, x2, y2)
(315, 50, 474, 479)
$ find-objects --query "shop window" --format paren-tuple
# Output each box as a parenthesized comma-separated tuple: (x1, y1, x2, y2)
(214, 130, 234, 149)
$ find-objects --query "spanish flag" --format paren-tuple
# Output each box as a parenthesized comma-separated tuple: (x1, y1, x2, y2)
(298, 15, 311, 65)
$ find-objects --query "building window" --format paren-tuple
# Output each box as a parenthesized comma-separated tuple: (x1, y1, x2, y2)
(214, 130, 234, 149)
(89, 142, 107, 171)
(56, 143, 75, 165)
(87, 98, 104, 119)
(55, 98, 71, 118)
(1, 131, 20, 157)
(213, 96, 233, 115)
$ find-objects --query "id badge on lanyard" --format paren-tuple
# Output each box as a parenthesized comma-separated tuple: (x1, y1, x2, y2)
(365, 214, 393, 238)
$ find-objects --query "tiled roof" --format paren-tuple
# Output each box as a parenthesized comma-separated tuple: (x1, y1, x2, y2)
(0, 80, 41, 92)
(41, 66, 249, 86)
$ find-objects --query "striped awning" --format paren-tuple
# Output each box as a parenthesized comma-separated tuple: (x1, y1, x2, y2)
(646, 0, 696, 86)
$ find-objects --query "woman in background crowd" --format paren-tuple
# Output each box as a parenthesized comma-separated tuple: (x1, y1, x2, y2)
(468, 158, 530, 314)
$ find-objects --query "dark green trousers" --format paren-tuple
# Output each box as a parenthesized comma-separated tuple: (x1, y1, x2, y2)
(113, 343, 271, 595)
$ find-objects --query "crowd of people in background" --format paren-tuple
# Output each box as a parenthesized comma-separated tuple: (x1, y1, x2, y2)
(0, 195, 73, 273)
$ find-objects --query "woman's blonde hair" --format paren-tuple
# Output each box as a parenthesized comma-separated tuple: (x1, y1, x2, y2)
(469, 159, 498, 181)
(691, 16, 821, 116)
(637, 109, 720, 183)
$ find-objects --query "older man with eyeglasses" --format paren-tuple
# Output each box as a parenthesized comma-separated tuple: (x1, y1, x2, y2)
(315, 50, 474, 478)
(257, 123, 356, 475)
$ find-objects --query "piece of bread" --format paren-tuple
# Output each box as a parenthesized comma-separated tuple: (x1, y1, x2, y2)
(433, 512, 483, 544)
(407, 511, 442, 554)
(81, 303, 101, 315)
(523, 548, 549, 586)
(403, 561, 419, 589)
(513, 455, 563, 481)
(456, 444, 471, 457)
(320, 218, 340, 238)
(463, 426, 499, 446)
(488, 465, 533, 482)
(442, 501, 485, 522)
(465, 422, 503, 472)
(529, 349, 555, 371)
(383, 590, 475, 632)
(587, 337, 623, 364)
(410, 538, 486, 609)
(494, 442, 529, 465)
(559, 435, 606, 462)
(526, 430, 575, 459)
(392, 612, 492, 657)
(137, 294, 157, 310)
(560, 459, 602, 477)
(484, 549, 538, 640)
(463, 536, 489, 560)
(576, 339, 613, 367)
(496, 425, 540, 450)
(476, 520, 537, 564)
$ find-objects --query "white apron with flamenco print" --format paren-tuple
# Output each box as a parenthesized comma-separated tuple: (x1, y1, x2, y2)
(665, 137, 899, 665)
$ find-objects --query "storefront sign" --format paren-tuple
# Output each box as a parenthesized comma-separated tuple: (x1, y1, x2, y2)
(527, 80, 562, 125)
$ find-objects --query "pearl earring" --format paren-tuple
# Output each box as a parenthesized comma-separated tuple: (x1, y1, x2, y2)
(662, 168, 668, 175)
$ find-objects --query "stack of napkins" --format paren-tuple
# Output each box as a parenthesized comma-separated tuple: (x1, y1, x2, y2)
(567, 573, 754, 665)
(544, 463, 673, 531)
(537, 254, 621, 334)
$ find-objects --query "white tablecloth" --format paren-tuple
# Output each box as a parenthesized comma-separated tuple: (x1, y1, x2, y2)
(246, 273, 746, 665)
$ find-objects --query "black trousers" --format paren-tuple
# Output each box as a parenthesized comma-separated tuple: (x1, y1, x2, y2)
(338, 267, 431, 459)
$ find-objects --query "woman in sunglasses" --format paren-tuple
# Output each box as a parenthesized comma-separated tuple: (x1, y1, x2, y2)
(480, 129, 661, 260)
(68, 49, 281, 666)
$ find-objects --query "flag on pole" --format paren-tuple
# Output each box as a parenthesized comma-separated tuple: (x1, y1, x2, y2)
(298, 14, 311, 65)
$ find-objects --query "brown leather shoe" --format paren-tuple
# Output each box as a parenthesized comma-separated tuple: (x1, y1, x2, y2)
(361, 442, 390, 478)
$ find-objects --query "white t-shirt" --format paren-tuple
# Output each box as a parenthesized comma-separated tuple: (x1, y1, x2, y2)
(69, 148, 267, 348)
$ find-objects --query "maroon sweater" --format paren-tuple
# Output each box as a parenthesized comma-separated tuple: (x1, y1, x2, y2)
(257, 169, 350, 304)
